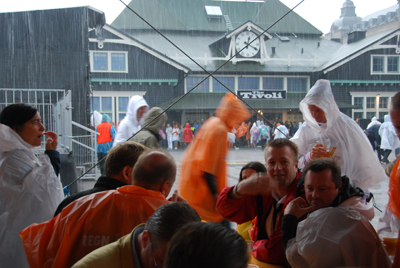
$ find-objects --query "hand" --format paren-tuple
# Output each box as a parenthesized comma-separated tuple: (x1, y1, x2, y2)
(310, 144, 328, 159)
(284, 197, 315, 218)
(233, 172, 276, 198)
(167, 190, 188, 203)
(44, 131, 58, 151)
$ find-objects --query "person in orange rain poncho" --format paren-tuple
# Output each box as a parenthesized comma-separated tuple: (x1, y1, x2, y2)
(236, 122, 247, 147)
(20, 150, 183, 268)
(179, 93, 250, 223)
(388, 91, 400, 268)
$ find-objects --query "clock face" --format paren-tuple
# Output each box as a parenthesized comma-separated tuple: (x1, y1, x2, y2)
(235, 31, 260, 58)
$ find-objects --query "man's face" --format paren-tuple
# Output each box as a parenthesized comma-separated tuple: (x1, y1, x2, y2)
(390, 108, 400, 140)
(137, 106, 148, 121)
(276, 123, 281, 127)
(305, 168, 341, 210)
(308, 105, 327, 123)
(17, 112, 46, 147)
(141, 231, 168, 268)
(265, 146, 298, 187)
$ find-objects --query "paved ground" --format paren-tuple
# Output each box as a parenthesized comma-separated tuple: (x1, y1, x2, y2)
(167, 146, 395, 231)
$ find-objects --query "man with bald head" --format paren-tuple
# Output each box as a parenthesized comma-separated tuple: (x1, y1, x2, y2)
(20, 150, 185, 268)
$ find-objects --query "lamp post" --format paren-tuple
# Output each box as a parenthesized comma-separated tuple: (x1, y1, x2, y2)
(376, 94, 380, 119)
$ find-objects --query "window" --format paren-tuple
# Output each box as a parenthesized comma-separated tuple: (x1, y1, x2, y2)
(372, 56, 384, 73)
(366, 97, 376, 109)
(93, 53, 108, 71)
(91, 97, 100, 111)
(238, 77, 259, 90)
(287, 77, 308, 92)
(187, 77, 209, 92)
(102, 97, 112, 111)
(379, 112, 388, 118)
(354, 97, 363, 108)
(354, 112, 363, 119)
(366, 112, 376, 119)
(371, 55, 400, 74)
(387, 57, 399, 73)
(379, 97, 388, 109)
(213, 77, 234, 92)
(263, 77, 283, 90)
(90, 51, 128, 73)
(118, 97, 129, 121)
(111, 53, 126, 71)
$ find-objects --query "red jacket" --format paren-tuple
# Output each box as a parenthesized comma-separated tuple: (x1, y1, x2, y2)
(216, 171, 304, 267)
(183, 123, 193, 143)
(97, 122, 113, 144)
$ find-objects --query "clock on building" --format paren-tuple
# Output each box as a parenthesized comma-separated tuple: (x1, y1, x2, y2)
(235, 31, 260, 58)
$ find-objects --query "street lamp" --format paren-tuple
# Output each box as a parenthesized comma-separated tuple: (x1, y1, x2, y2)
(376, 94, 380, 119)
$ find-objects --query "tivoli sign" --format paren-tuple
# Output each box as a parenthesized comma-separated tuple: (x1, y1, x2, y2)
(238, 90, 287, 99)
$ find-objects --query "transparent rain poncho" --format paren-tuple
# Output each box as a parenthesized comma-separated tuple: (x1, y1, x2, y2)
(0, 124, 63, 268)
(291, 79, 386, 191)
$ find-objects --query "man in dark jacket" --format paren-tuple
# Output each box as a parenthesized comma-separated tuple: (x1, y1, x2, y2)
(365, 123, 382, 161)
(54, 141, 148, 216)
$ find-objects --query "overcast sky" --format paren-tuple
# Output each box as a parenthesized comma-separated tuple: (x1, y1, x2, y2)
(1, 0, 398, 33)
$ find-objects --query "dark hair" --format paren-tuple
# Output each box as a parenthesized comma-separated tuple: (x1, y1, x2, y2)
(145, 202, 200, 249)
(302, 158, 342, 188)
(265, 138, 299, 162)
(165, 222, 248, 268)
(132, 150, 176, 185)
(105, 141, 148, 177)
(391, 91, 400, 110)
(0, 103, 38, 132)
(239, 162, 266, 182)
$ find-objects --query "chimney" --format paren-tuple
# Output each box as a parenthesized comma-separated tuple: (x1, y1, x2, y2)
(347, 30, 366, 44)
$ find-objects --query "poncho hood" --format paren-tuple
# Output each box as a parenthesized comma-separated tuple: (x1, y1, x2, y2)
(126, 96, 149, 126)
(141, 107, 167, 134)
(299, 79, 341, 134)
(101, 114, 111, 123)
(216, 93, 250, 129)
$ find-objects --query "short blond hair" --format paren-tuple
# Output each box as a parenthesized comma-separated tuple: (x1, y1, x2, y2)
(105, 141, 148, 177)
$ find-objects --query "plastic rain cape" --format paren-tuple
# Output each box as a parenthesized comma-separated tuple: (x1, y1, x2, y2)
(0, 124, 63, 268)
(290, 79, 385, 190)
(286, 201, 391, 268)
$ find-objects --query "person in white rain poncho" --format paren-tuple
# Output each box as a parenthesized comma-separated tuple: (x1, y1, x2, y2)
(274, 122, 289, 139)
(367, 116, 381, 129)
(290, 79, 385, 193)
(113, 95, 149, 146)
(0, 103, 63, 268)
(379, 114, 400, 164)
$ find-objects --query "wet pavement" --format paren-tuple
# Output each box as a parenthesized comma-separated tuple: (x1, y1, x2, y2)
(167, 146, 395, 231)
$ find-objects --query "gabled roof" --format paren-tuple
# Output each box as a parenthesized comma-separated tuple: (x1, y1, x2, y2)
(320, 29, 400, 73)
(225, 21, 273, 39)
(94, 24, 190, 73)
(112, 0, 322, 35)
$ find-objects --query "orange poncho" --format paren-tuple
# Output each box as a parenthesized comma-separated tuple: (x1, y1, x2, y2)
(388, 157, 400, 267)
(20, 186, 169, 268)
(179, 93, 250, 222)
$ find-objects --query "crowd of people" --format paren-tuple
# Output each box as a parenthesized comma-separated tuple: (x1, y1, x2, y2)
(2, 80, 400, 268)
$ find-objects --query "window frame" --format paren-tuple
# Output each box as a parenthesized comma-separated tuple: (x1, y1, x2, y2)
(90, 51, 129, 73)
(371, 55, 400, 75)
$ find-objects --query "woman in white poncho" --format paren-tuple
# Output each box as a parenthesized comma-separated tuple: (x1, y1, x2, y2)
(0, 103, 63, 268)
(379, 114, 400, 164)
(290, 79, 385, 192)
